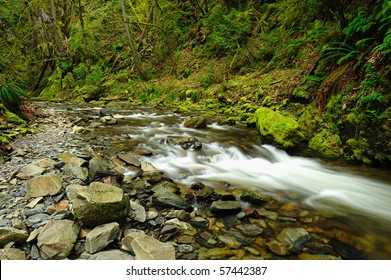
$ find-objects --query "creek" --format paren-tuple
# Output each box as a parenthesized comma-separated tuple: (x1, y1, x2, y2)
(60, 102, 391, 259)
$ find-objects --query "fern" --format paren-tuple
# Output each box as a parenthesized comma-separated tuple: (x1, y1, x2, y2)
(322, 42, 358, 65)
(0, 82, 30, 111)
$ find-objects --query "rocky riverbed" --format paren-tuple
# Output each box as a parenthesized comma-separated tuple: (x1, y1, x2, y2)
(0, 103, 377, 260)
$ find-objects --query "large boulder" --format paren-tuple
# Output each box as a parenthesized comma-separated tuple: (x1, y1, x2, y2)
(25, 174, 62, 198)
(184, 116, 207, 129)
(255, 107, 304, 149)
(72, 182, 130, 226)
(309, 129, 342, 158)
(37, 220, 80, 259)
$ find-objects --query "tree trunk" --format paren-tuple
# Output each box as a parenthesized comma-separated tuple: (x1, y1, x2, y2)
(120, 0, 145, 78)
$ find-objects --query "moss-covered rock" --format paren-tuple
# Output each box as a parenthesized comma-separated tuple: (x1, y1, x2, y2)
(4, 109, 27, 126)
(308, 129, 342, 158)
(345, 138, 372, 164)
(184, 116, 207, 128)
(298, 106, 322, 139)
(255, 107, 304, 149)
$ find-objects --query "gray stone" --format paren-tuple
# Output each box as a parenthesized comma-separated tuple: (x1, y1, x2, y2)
(0, 248, 27, 260)
(129, 200, 146, 223)
(37, 220, 80, 259)
(211, 201, 242, 214)
(58, 152, 87, 167)
(16, 164, 45, 180)
(236, 224, 263, 237)
(276, 227, 311, 253)
(64, 164, 89, 180)
(100, 116, 117, 125)
(176, 244, 194, 254)
(85, 222, 120, 254)
(65, 184, 86, 201)
(189, 217, 208, 229)
(122, 231, 148, 253)
(34, 158, 57, 169)
(0, 220, 10, 227)
(0, 227, 28, 247)
(26, 174, 62, 198)
(79, 249, 134, 260)
(152, 192, 191, 211)
(131, 235, 176, 260)
(72, 182, 130, 226)
(25, 213, 51, 228)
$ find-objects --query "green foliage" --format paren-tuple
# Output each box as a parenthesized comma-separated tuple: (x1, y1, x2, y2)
(205, 6, 253, 56)
(0, 82, 30, 111)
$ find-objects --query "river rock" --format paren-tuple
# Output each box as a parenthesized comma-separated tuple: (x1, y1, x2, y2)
(118, 152, 140, 167)
(16, 164, 45, 180)
(0, 227, 28, 247)
(236, 224, 263, 237)
(277, 227, 311, 253)
(152, 181, 180, 194)
(58, 152, 87, 167)
(66, 184, 86, 201)
(64, 164, 89, 180)
(34, 158, 57, 169)
(152, 192, 192, 211)
(129, 200, 146, 223)
(100, 116, 117, 125)
(165, 210, 190, 221)
(37, 220, 80, 259)
(25, 174, 62, 198)
(79, 249, 134, 260)
(239, 189, 269, 204)
(211, 201, 242, 214)
(72, 182, 130, 226)
(0, 248, 27, 260)
(172, 136, 202, 150)
(88, 156, 113, 178)
(85, 222, 120, 254)
(218, 234, 242, 249)
(184, 116, 207, 129)
(198, 247, 236, 260)
(131, 234, 176, 260)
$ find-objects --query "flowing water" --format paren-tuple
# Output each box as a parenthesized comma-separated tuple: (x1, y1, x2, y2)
(62, 103, 391, 259)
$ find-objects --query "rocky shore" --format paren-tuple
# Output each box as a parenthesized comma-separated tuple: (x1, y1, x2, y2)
(0, 104, 368, 260)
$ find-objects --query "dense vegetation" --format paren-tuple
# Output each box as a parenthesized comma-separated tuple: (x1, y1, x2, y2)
(1, 0, 390, 164)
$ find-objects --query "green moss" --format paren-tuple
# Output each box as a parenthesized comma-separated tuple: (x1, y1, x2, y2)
(298, 106, 322, 139)
(255, 107, 304, 149)
(308, 129, 342, 158)
(174, 105, 191, 114)
(4, 109, 27, 126)
(345, 138, 372, 164)
(218, 116, 238, 125)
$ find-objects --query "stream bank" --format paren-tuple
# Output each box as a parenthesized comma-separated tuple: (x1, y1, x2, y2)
(1, 102, 390, 260)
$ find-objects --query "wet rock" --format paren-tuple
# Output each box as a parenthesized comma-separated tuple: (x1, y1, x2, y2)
(211, 201, 242, 214)
(218, 234, 242, 249)
(135, 147, 153, 156)
(184, 116, 207, 129)
(16, 164, 45, 180)
(0, 248, 27, 260)
(79, 249, 134, 260)
(299, 253, 340, 260)
(198, 247, 236, 260)
(100, 116, 118, 125)
(239, 189, 269, 205)
(330, 239, 368, 260)
(191, 182, 215, 200)
(64, 164, 89, 180)
(176, 244, 194, 254)
(118, 152, 141, 167)
(37, 220, 80, 259)
(88, 156, 113, 178)
(25, 174, 62, 198)
(152, 181, 180, 194)
(257, 208, 278, 220)
(129, 200, 146, 223)
(131, 234, 176, 260)
(72, 126, 86, 134)
(58, 152, 87, 167)
(72, 182, 130, 226)
(269, 227, 311, 256)
(85, 222, 120, 254)
(152, 192, 192, 211)
(236, 224, 263, 237)
(165, 210, 190, 221)
(171, 137, 203, 150)
(0, 227, 28, 247)
(189, 217, 208, 229)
